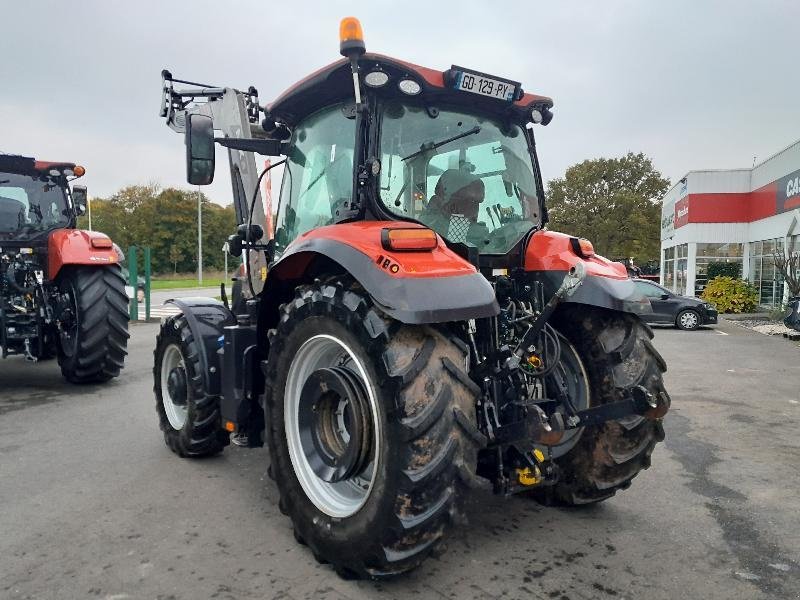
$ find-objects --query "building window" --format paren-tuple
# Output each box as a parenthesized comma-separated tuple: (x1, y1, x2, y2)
(675, 244, 688, 295)
(790, 234, 799, 255)
(663, 246, 675, 291)
(694, 242, 744, 296)
(749, 238, 786, 307)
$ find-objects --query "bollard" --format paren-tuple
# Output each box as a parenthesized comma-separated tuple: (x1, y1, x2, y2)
(144, 247, 151, 320)
(128, 246, 138, 321)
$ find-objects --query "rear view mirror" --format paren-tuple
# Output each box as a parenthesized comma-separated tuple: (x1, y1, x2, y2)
(185, 114, 215, 185)
(72, 185, 88, 215)
(660, 293, 670, 300)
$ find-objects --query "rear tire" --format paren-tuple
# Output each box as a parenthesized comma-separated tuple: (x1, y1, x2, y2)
(530, 307, 669, 506)
(264, 280, 482, 578)
(153, 315, 229, 457)
(57, 265, 129, 383)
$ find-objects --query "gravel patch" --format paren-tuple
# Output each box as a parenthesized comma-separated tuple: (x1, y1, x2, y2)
(726, 317, 798, 337)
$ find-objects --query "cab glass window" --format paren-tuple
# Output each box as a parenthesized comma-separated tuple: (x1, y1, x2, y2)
(274, 104, 356, 252)
(379, 101, 541, 254)
(0, 172, 70, 240)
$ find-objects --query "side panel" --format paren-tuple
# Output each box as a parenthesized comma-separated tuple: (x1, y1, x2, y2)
(526, 271, 652, 316)
(269, 222, 499, 324)
(48, 229, 120, 279)
(524, 230, 629, 279)
(524, 230, 652, 315)
(296, 222, 479, 278)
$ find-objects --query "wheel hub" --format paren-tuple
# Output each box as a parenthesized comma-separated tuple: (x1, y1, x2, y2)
(56, 289, 78, 357)
(298, 367, 372, 483)
(167, 366, 188, 406)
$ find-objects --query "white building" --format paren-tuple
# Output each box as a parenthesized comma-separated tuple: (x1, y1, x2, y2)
(660, 139, 800, 306)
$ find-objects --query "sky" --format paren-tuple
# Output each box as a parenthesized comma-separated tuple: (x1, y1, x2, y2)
(2, 1, 798, 206)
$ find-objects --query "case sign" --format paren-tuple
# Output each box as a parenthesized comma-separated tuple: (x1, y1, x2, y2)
(777, 168, 800, 213)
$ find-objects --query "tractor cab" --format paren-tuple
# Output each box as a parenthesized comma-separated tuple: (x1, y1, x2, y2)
(169, 19, 554, 269)
(0, 155, 87, 245)
(264, 39, 554, 262)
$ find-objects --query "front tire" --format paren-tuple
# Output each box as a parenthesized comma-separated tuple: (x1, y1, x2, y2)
(264, 280, 482, 578)
(531, 307, 669, 506)
(57, 265, 129, 383)
(153, 315, 229, 457)
(676, 309, 701, 330)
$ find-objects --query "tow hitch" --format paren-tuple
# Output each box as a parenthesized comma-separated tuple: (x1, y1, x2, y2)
(491, 385, 669, 495)
(563, 385, 670, 428)
(488, 384, 669, 448)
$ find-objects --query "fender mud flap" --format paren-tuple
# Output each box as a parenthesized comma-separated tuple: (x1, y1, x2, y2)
(166, 298, 235, 396)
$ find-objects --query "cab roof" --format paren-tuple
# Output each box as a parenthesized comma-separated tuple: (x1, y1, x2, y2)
(0, 154, 76, 174)
(266, 53, 554, 127)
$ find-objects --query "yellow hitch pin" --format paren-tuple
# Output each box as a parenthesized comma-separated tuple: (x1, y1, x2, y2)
(516, 466, 543, 486)
(527, 355, 543, 369)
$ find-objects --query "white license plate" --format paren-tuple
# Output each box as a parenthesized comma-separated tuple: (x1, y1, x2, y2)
(455, 71, 517, 102)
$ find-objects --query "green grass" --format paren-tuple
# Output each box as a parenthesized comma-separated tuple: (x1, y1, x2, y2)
(149, 277, 226, 290)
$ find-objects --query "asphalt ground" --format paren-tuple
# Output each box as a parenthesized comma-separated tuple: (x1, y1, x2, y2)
(1, 318, 798, 600)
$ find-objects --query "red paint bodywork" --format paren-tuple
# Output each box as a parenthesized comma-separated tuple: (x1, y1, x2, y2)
(48, 229, 118, 279)
(279, 222, 476, 279)
(268, 54, 552, 115)
(34, 161, 76, 171)
(524, 230, 629, 279)
(277, 224, 625, 283)
(380, 54, 553, 108)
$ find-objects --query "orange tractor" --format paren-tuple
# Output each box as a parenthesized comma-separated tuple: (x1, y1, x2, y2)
(0, 155, 128, 382)
(154, 18, 669, 578)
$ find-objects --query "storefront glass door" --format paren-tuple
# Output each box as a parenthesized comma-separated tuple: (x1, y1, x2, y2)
(749, 239, 785, 307)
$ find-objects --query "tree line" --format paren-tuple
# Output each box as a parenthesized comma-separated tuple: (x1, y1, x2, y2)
(546, 152, 669, 263)
(77, 185, 236, 274)
(79, 151, 669, 274)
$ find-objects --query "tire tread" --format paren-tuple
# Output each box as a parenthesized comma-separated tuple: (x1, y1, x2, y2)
(57, 265, 129, 383)
(263, 279, 480, 578)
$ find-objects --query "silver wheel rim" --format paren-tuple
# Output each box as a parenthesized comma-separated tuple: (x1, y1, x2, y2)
(680, 311, 698, 329)
(285, 334, 380, 518)
(536, 334, 592, 458)
(160, 344, 188, 430)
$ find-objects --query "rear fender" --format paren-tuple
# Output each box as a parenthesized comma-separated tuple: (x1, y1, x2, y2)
(266, 222, 499, 324)
(165, 298, 236, 396)
(48, 229, 120, 279)
(524, 230, 652, 315)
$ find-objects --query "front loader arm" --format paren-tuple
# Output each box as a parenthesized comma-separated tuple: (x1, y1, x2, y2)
(159, 70, 269, 294)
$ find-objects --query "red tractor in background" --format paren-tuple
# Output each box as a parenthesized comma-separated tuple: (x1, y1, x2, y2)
(0, 155, 128, 382)
(154, 18, 669, 578)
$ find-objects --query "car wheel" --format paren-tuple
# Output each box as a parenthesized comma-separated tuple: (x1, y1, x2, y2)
(676, 309, 700, 331)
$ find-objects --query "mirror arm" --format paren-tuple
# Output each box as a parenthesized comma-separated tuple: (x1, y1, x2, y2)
(215, 137, 286, 157)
